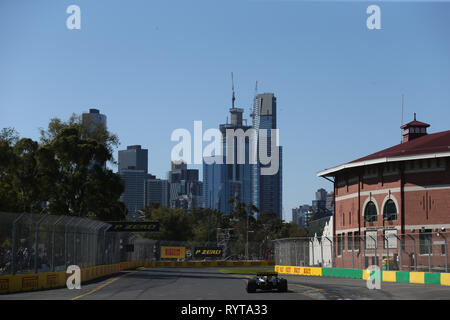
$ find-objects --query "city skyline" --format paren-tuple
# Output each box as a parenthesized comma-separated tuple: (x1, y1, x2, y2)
(2, 1, 450, 221)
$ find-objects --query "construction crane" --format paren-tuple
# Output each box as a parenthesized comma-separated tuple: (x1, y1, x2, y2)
(231, 72, 236, 108)
(250, 80, 258, 121)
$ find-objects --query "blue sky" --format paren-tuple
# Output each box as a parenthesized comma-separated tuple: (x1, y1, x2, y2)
(1, 0, 450, 221)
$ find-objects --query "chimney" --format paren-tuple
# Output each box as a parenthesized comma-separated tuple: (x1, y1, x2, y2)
(400, 113, 430, 143)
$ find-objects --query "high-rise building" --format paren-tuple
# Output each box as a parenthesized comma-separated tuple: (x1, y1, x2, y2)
(118, 145, 148, 173)
(168, 161, 202, 210)
(145, 178, 169, 208)
(82, 108, 107, 132)
(203, 91, 282, 217)
(312, 188, 327, 210)
(252, 93, 282, 218)
(82, 109, 108, 168)
(118, 145, 150, 219)
(292, 204, 312, 227)
(316, 188, 328, 201)
(119, 169, 147, 219)
(203, 106, 254, 214)
(325, 191, 335, 214)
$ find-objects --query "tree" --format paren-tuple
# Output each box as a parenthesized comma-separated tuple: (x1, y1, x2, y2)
(0, 131, 19, 212)
(0, 118, 125, 221)
(45, 126, 124, 217)
(141, 206, 193, 241)
(39, 113, 119, 164)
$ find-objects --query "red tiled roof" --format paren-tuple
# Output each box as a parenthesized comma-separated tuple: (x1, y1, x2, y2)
(318, 128, 450, 177)
(400, 120, 430, 129)
(351, 130, 450, 163)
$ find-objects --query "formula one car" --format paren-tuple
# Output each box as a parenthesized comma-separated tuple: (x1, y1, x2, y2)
(246, 272, 288, 293)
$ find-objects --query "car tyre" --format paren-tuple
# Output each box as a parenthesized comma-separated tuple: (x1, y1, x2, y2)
(278, 279, 288, 292)
(246, 279, 257, 293)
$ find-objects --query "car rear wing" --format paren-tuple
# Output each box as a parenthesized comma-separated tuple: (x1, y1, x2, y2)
(256, 272, 278, 276)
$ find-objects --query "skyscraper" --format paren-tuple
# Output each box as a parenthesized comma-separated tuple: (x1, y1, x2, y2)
(252, 93, 282, 218)
(119, 169, 147, 219)
(312, 188, 327, 210)
(82, 108, 107, 132)
(145, 178, 169, 208)
(168, 161, 202, 210)
(118, 145, 148, 173)
(118, 145, 149, 219)
(203, 106, 253, 214)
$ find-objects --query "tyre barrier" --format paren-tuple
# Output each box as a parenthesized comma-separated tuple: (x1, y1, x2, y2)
(275, 265, 450, 286)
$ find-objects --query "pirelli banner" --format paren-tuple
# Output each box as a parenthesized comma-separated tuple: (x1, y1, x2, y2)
(161, 246, 186, 259)
(194, 247, 223, 258)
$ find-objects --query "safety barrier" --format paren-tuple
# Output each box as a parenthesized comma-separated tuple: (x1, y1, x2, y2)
(0, 260, 274, 294)
(275, 265, 450, 286)
(142, 260, 274, 269)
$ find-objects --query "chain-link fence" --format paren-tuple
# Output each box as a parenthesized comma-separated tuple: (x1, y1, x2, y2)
(0, 211, 275, 276)
(0, 212, 125, 275)
(274, 231, 450, 273)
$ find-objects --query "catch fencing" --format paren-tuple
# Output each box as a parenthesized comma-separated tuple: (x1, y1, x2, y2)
(274, 231, 450, 273)
(0, 212, 124, 275)
(0, 212, 274, 276)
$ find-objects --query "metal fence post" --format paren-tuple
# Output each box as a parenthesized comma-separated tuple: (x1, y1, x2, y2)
(310, 239, 314, 267)
(369, 235, 377, 267)
(34, 214, 50, 273)
(428, 236, 432, 273)
(51, 216, 65, 272)
(393, 234, 402, 271)
(352, 240, 354, 269)
(64, 217, 75, 268)
(363, 235, 367, 269)
(103, 226, 110, 265)
(384, 234, 390, 271)
(445, 237, 448, 273)
(406, 234, 417, 271)
(442, 234, 448, 273)
(325, 237, 332, 268)
(320, 238, 324, 267)
(294, 240, 297, 266)
(11, 213, 26, 275)
(73, 219, 83, 266)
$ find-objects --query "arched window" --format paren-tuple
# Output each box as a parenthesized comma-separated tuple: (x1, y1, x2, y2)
(364, 201, 377, 222)
(383, 199, 397, 221)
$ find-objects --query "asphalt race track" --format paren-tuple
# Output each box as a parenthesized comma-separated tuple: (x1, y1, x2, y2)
(1, 267, 449, 300)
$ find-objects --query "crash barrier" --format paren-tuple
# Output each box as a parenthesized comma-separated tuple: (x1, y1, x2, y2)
(0, 263, 124, 294)
(0, 260, 274, 294)
(140, 260, 274, 269)
(275, 265, 450, 286)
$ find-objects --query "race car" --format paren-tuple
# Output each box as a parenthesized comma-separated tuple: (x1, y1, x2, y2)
(246, 272, 288, 293)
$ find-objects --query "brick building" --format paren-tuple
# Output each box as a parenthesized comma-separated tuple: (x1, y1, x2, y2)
(318, 115, 450, 270)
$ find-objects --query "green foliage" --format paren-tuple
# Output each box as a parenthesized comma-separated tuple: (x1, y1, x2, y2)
(0, 114, 125, 221)
(139, 198, 307, 244)
(39, 113, 120, 164)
